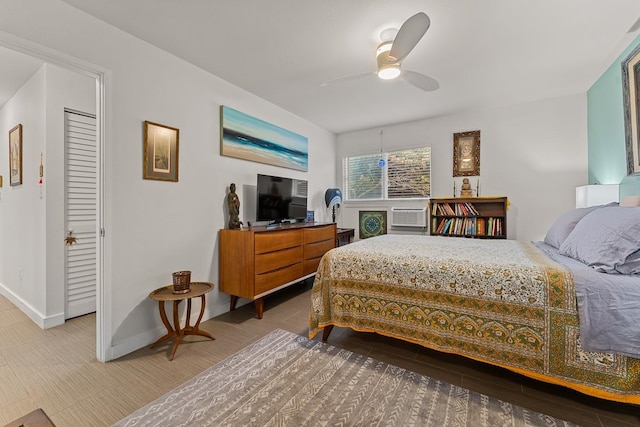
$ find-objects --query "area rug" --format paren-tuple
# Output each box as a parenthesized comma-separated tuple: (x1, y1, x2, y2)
(114, 329, 578, 426)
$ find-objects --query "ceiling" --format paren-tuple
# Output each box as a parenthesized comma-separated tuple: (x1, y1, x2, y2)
(0, 47, 45, 110)
(3, 1, 640, 134)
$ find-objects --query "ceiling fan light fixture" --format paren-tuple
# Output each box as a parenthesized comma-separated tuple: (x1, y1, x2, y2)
(378, 64, 401, 80)
(376, 40, 400, 80)
(323, 13, 438, 90)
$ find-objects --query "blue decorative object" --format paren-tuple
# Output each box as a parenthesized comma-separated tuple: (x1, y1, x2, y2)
(325, 188, 342, 223)
(378, 158, 386, 167)
(306, 210, 315, 223)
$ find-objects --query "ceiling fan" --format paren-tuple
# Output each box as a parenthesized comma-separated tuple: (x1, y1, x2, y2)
(322, 12, 439, 92)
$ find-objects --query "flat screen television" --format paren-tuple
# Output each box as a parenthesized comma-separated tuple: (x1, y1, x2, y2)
(256, 174, 308, 224)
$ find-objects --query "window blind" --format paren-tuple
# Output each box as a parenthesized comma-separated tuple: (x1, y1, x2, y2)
(343, 147, 431, 200)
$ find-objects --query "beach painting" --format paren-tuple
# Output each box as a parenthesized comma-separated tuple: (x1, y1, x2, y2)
(220, 106, 308, 172)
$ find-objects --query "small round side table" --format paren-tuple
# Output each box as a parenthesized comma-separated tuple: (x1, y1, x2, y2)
(149, 281, 215, 360)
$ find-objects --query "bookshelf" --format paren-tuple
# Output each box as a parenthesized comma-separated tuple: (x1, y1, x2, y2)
(429, 196, 507, 239)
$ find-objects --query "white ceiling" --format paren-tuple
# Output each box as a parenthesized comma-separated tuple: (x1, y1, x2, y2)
(3, 1, 640, 134)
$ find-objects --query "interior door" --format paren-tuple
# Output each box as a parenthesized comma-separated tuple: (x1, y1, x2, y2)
(65, 109, 97, 319)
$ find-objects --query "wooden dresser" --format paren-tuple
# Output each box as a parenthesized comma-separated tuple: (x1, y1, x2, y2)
(219, 223, 336, 318)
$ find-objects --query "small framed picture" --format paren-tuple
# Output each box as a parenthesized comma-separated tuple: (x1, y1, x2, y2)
(143, 121, 179, 182)
(9, 124, 22, 186)
(306, 210, 315, 223)
(453, 130, 480, 177)
(359, 210, 387, 239)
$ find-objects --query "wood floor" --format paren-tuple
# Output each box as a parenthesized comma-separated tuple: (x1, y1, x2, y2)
(0, 281, 639, 427)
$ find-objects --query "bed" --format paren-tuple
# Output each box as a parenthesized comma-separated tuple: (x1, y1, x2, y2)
(309, 204, 640, 404)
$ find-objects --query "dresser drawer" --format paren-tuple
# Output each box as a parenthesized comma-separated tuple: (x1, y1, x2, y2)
(255, 263, 304, 295)
(255, 246, 303, 275)
(255, 230, 303, 254)
(303, 258, 324, 276)
(303, 225, 335, 244)
(304, 240, 334, 261)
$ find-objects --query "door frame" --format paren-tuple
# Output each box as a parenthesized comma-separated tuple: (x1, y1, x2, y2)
(0, 30, 110, 362)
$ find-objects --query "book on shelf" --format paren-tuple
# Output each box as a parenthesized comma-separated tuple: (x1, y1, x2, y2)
(477, 218, 485, 235)
(466, 203, 480, 215)
(444, 204, 455, 215)
(485, 217, 503, 236)
(432, 201, 482, 217)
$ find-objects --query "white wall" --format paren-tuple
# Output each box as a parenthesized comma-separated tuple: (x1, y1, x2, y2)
(0, 63, 96, 326)
(0, 0, 337, 359)
(0, 66, 46, 320)
(337, 94, 588, 242)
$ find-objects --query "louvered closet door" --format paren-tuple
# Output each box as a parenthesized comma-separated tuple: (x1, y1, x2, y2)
(65, 110, 97, 319)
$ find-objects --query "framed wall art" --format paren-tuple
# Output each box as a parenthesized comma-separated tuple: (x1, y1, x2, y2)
(622, 44, 640, 175)
(359, 210, 387, 239)
(453, 130, 480, 177)
(9, 124, 22, 186)
(220, 105, 308, 172)
(143, 121, 179, 182)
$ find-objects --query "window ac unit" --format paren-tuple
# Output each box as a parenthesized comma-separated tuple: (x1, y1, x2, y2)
(390, 207, 427, 227)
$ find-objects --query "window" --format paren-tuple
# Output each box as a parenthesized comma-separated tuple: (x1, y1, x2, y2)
(343, 147, 431, 200)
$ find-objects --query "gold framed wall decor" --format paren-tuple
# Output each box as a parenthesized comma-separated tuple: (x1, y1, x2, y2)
(143, 121, 179, 182)
(453, 130, 480, 177)
(9, 124, 22, 186)
(622, 44, 640, 175)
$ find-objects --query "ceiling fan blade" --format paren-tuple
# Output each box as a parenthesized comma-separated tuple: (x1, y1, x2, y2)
(402, 70, 439, 91)
(320, 71, 375, 87)
(388, 12, 430, 63)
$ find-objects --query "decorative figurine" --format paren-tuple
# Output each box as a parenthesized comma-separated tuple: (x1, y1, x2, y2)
(227, 183, 241, 229)
(65, 230, 77, 246)
(460, 178, 473, 197)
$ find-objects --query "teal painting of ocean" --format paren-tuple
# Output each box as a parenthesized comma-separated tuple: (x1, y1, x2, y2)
(221, 106, 308, 171)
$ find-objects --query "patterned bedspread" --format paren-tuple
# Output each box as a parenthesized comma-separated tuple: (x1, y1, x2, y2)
(309, 235, 640, 404)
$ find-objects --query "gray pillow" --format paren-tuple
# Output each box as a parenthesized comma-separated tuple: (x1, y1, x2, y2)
(558, 206, 640, 273)
(544, 206, 601, 249)
(616, 250, 640, 275)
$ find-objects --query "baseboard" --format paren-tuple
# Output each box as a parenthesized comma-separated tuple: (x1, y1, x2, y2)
(110, 305, 220, 360)
(43, 312, 65, 328)
(111, 326, 166, 360)
(0, 282, 64, 329)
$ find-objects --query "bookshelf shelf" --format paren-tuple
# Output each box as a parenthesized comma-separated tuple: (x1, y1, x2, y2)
(428, 196, 508, 239)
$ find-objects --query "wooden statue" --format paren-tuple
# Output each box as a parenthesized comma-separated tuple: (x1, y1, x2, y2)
(227, 183, 241, 229)
(460, 178, 473, 197)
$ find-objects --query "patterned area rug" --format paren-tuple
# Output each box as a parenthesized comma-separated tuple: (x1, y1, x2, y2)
(114, 329, 578, 427)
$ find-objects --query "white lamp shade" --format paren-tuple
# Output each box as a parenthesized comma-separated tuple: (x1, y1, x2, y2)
(575, 184, 619, 208)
